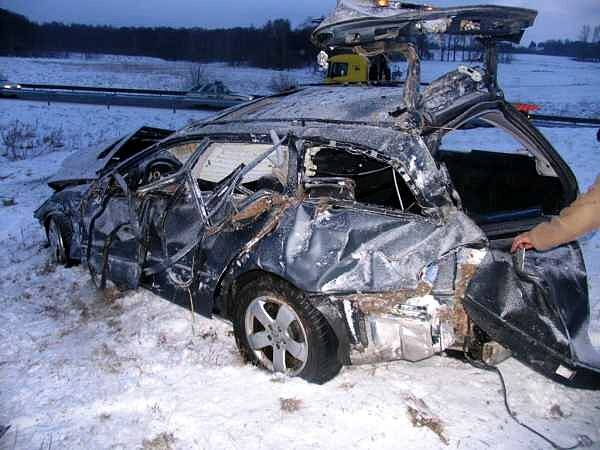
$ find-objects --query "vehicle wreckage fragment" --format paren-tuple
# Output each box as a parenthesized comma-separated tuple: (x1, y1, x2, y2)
(325, 248, 488, 365)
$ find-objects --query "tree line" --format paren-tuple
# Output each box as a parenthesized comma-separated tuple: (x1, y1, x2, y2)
(426, 31, 600, 64)
(0, 8, 317, 69)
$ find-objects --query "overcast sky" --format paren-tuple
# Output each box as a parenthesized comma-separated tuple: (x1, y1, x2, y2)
(1, 0, 599, 43)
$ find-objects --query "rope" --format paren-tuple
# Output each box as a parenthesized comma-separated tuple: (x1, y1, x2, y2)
(463, 342, 588, 450)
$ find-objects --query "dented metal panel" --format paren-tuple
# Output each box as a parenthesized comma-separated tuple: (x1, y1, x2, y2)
(464, 244, 600, 383)
(48, 127, 172, 190)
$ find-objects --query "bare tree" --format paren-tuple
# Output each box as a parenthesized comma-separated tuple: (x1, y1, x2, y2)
(580, 25, 591, 43)
(268, 72, 298, 93)
(183, 64, 208, 90)
(593, 25, 600, 44)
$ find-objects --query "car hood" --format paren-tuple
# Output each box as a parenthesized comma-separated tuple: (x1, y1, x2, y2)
(48, 126, 172, 190)
(312, 1, 537, 48)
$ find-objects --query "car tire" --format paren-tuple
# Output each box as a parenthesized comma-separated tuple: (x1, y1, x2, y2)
(233, 276, 341, 384)
(47, 216, 72, 265)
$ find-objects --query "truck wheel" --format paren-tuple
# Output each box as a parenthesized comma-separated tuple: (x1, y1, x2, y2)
(47, 216, 72, 265)
(233, 276, 341, 384)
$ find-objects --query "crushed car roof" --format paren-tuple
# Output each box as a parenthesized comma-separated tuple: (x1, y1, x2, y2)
(213, 85, 406, 124)
(193, 66, 493, 130)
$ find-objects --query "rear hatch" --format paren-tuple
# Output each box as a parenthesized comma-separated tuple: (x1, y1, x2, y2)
(312, 1, 537, 48)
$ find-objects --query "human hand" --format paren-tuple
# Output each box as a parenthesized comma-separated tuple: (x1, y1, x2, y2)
(511, 232, 535, 253)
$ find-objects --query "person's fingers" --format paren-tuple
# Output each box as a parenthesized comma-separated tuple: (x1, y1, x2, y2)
(511, 234, 533, 253)
(511, 235, 523, 253)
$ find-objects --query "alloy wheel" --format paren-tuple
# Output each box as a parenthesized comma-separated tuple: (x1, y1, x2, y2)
(244, 296, 309, 375)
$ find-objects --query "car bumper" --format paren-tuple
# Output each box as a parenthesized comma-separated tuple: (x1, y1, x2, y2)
(313, 290, 456, 365)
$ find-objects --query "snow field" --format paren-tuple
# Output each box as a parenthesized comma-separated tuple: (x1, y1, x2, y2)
(0, 53, 599, 450)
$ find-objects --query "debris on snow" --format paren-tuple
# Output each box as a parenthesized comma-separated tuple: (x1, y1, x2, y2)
(279, 397, 303, 413)
(549, 404, 566, 418)
(142, 432, 176, 450)
(2, 197, 16, 207)
(405, 394, 450, 446)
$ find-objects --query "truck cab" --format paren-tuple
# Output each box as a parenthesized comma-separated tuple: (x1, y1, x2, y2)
(326, 53, 392, 84)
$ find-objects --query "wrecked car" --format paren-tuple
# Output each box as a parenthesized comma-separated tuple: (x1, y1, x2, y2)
(35, 1, 599, 385)
(186, 81, 255, 107)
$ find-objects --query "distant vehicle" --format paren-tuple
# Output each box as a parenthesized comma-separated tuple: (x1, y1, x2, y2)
(0, 78, 21, 98)
(325, 53, 393, 83)
(35, 1, 600, 386)
(186, 81, 254, 106)
(1, 79, 21, 90)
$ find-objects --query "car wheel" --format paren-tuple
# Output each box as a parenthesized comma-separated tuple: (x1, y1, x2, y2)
(233, 276, 341, 384)
(47, 216, 72, 265)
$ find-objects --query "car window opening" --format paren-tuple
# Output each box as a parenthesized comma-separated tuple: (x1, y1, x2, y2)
(303, 145, 421, 214)
(102, 127, 173, 170)
(328, 62, 349, 78)
(190, 142, 289, 195)
(437, 116, 564, 233)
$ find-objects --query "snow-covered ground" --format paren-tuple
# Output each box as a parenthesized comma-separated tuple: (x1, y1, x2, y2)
(0, 54, 599, 450)
(2, 52, 598, 116)
(0, 53, 323, 96)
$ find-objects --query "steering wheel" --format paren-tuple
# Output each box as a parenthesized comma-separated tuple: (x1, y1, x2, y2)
(143, 158, 181, 184)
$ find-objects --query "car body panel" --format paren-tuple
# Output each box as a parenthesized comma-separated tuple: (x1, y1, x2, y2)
(221, 199, 486, 295)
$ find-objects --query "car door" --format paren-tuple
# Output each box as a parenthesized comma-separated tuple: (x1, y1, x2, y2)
(81, 138, 183, 291)
(83, 172, 144, 290)
(136, 134, 292, 314)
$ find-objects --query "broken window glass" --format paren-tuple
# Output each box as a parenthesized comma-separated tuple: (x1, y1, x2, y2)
(191, 142, 289, 194)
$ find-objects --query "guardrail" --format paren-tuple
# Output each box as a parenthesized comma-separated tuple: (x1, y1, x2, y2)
(0, 83, 255, 110)
(17, 83, 188, 96)
(528, 114, 600, 127)
(2, 83, 600, 128)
